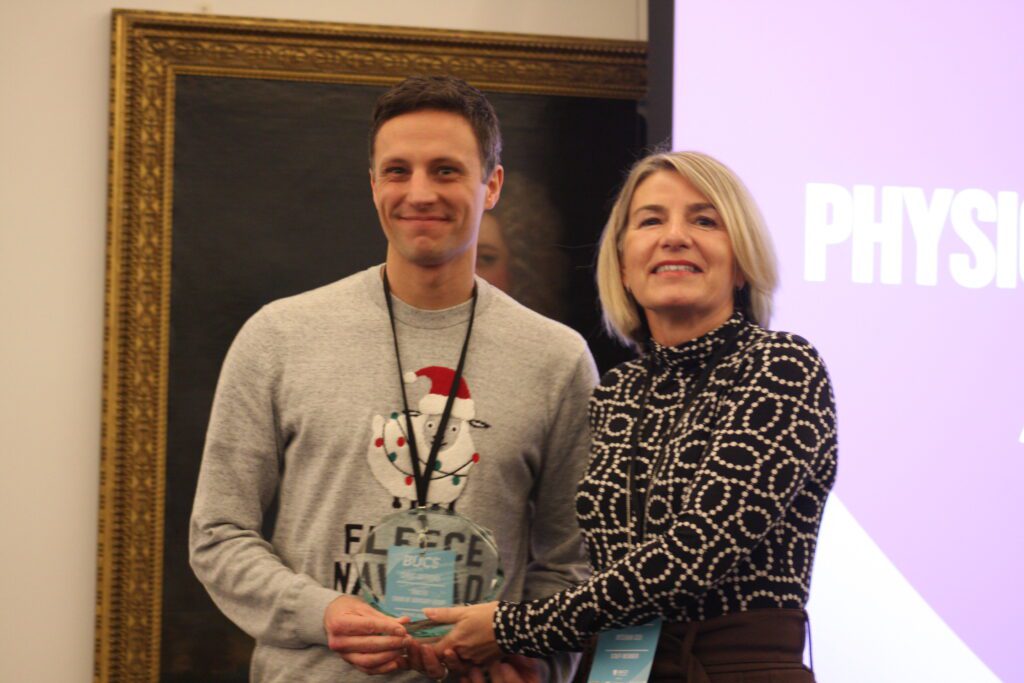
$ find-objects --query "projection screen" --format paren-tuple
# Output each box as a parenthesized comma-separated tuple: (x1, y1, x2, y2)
(671, 2, 1021, 680)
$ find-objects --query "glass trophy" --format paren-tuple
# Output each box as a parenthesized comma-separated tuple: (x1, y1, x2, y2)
(355, 507, 504, 638)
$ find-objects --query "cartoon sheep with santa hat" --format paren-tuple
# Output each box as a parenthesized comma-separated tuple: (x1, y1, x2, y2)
(367, 366, 489, 509)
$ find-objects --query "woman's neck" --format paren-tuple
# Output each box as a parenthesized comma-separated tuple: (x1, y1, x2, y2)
(647, 305, 735, 347)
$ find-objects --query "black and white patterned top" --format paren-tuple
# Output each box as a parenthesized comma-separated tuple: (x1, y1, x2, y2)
(493, 313, 837, 656)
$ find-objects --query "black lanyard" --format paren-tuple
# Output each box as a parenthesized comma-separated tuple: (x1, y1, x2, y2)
(382, 269, 477, 507)
(626, 324, 743, 544)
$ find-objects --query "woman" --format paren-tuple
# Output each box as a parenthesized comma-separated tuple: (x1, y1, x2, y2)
(425, 151, 837, 682)
(476, 171, 568, 322)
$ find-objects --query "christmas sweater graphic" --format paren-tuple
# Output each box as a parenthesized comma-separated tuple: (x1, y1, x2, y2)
(367, 366, 489, 509)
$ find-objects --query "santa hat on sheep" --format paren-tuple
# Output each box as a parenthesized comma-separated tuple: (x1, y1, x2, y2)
(404, 366, 475, 421)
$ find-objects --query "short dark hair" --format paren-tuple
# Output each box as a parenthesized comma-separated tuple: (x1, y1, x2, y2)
(369, 76, 502, 177)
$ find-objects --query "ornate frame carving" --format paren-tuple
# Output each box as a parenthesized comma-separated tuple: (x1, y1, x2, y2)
(97, 10, 644, 681)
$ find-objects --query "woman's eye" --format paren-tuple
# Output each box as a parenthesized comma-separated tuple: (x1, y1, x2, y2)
(695, 216, 718, 229)
(638, 216, 662, 228)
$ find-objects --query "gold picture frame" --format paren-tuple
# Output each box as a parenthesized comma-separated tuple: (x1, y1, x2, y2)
(97, 9, 645, 681)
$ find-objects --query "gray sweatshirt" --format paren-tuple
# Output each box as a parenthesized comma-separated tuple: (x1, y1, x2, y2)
(190, 265, 597, 682)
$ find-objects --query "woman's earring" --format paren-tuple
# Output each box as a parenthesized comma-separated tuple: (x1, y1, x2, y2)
(734, 283, 750, 309)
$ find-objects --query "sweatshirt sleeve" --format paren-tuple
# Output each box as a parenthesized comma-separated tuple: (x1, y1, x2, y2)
(189, 310, 340, 648)
(518, 346, 599, 680)
(493, 334, 837, 657)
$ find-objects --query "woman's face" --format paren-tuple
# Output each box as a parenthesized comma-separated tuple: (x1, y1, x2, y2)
(476, 213, 511, 292)
(620, 170, 742, 339)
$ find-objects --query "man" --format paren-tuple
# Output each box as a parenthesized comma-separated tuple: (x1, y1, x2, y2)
(190, 76, 597, 682)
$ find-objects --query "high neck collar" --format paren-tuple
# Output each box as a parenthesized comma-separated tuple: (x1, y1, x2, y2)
(647, 311, 747, 369)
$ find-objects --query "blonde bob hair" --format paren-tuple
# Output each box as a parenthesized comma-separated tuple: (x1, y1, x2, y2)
(596, 151, 778, 349)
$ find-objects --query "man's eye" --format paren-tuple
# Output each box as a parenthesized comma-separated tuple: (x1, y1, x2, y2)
(436, 167, 458, 177)
(384, 167, 407, 176)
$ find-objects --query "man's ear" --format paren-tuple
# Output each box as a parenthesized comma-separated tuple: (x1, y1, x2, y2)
(368, 167, 377, 198)
(484, 165, 504, 210)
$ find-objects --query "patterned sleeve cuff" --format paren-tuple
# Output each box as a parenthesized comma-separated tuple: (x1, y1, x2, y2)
(493, 600, 558, 657)
(494, 594, 595, 659)
(493, 601, 522, 654)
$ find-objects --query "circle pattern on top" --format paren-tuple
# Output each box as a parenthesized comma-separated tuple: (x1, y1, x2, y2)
(494, 313, 837, 656)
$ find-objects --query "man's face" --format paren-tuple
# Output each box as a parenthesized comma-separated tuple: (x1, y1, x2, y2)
(370, 110, 502, 271)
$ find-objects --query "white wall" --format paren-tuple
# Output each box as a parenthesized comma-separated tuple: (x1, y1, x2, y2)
(0, 1, 645, 680)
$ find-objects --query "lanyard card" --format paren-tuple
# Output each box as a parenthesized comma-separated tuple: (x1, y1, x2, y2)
(588, 619, 662, 683)
(382, 546, 455, 620)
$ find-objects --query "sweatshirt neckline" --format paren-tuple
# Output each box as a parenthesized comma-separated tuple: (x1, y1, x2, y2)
(362, 264, 491, 329)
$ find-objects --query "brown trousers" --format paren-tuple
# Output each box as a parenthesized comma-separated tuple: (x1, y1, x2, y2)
(579, 609, 813, 683)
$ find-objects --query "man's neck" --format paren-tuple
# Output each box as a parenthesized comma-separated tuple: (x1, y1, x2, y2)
(382, 253, 476, 310)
